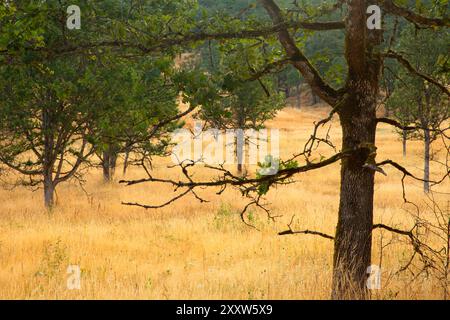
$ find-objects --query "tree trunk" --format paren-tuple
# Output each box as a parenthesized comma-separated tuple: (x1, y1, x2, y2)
(310, 90, 318, 105)
(236, 105, 245, 174)
(43, 175, 55, 209)
(332, 92, 377, 300)
(110, 151, 117, 177)
(421, 88, 432, 194)
(402, 129, 407, 157)
(332, 5, 380, 297)
(423, 128, 430, 193)
(236, 129, 244, 174)
(296, 83, 301, 109)
(42, 107, 55, 209)
(102, 145, 118, 182)
(277, 73, 287, 96)
(102, 150, 111, 182)
(259, 0, 382, 300)
(123, 148, 130, 175)
(330, 0, 382, 299)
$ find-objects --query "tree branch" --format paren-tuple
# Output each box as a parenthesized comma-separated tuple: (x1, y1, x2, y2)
(377, 159, 450, 186)
(120, 151, 350, 189)
(376, 117, 450, 133)
(381, 0, 450, 27)
(258, 0, 340, 105)
(0, 20, 344, 58)
(278, 228, 335, 239)
(122, 188, 192, 209)
(246, 58, 292, 81)
(278, 215, 335, 239)
(383, 51, 450, 97)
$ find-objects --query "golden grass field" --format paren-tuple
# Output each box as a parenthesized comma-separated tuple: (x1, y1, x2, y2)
(0, 103, 448, 300)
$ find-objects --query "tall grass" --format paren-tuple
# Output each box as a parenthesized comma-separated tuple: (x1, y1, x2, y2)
(0, 106, 448, 299)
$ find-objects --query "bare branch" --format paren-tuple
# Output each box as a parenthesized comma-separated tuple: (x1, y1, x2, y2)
(377, 159, 450, 186)
(373, 223, 415, 238)
(278, 228, 335, 239)
(120, 151, 350, 189)
(122, 188, 192, 209)
(278, 215, 335, 239)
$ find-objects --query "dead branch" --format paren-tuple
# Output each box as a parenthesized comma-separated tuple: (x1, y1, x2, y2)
(377, 159, 450, 186)
(278, 215, 334, 239)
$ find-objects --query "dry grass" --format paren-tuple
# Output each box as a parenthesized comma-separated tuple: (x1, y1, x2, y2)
(0, 105, 448, 300)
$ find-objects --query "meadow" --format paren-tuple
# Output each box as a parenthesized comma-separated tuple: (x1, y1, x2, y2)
(0, 104, 448, 300)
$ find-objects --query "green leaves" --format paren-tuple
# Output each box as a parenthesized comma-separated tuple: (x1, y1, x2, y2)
(256, 156, 298, 195)
(0, 1, 46, 55)
(387, 25, 449, 138)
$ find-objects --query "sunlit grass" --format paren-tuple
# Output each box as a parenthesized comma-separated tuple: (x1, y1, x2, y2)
(0, 105, 448, 299)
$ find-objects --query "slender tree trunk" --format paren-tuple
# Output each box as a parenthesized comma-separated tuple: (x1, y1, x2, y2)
(236, 105, 245, 174)
(311, 90, 318, 105)
(123, 148, 130, 175)
(110, 151, 117, 178)
(296, 83, 301, 109)
(102, 145, 118, 182)
(402, 129, 407, 157)
(277, 73, 287, 96)
(421, 89, 433, 194)
(42, 107, 55, 209)
(423, 128, 430, 193)
(43, 174, 55, 209)
(277, 74, 282, 94)
(236, 129, 244, 174)
(102, 150, 111, 182)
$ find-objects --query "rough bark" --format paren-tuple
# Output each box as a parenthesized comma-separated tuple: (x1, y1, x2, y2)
(333, 93, 377, 300)
(331, 0, 382, 300)
(260, 0, 382, 299)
